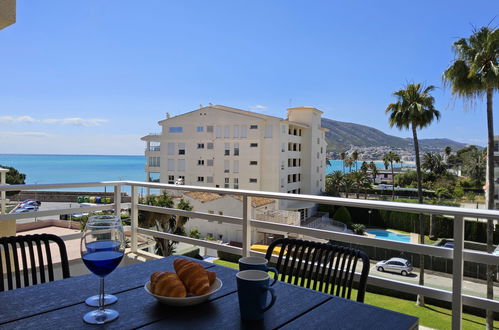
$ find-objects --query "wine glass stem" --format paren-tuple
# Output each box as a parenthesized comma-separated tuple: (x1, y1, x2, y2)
(99, 278, 105, 311)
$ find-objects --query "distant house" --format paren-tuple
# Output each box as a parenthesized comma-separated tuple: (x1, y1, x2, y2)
(374, 168, 404, 185)
(182, 191, 300, 245)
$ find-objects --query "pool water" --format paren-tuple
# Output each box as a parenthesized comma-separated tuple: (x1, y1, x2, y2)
(366, 230, 411, 243)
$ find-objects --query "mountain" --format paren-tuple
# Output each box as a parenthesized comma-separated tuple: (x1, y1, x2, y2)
(321, 118, 468, 153)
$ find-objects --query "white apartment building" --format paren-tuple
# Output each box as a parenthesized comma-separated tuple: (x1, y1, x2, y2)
(492, 136, 499, 209)
(142, 104, 327, 218)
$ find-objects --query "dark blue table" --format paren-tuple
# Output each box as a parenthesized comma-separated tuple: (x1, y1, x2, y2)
(0, 256, 418, 329)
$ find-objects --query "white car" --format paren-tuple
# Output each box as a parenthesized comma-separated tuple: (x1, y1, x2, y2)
(376, 257, 413, 276)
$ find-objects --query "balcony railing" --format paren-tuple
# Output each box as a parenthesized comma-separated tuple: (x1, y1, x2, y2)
(2, 181, 499, 329)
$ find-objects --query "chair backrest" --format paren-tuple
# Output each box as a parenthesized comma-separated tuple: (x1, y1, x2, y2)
(265, 238, 370, 302)
(0, 234, 71, 291)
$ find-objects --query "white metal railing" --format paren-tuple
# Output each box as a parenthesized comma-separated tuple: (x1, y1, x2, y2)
(2, 181, 499, 329)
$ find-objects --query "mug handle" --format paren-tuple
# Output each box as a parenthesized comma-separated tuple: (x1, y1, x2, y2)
(266, 267, 279, 286)
(262, 287, 276, 312)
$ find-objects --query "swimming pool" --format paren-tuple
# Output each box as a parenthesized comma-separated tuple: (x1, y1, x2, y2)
(366, 229, 411, 242)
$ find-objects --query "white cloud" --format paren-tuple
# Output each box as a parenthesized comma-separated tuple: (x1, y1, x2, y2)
(0, 116, 108, 127)
(0, 131, 53, 137)
(253, 105, 267, 110)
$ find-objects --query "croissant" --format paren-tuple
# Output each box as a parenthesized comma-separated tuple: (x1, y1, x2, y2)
(150, 271, 187, 297)
(174, 259, 210, 295)
(206, 270, 216, 285)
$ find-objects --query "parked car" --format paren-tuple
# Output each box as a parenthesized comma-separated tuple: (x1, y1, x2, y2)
(376, 257, 413, 276)
(14, 205, 38, 213)
(443, 242, 454, 249)
(20, 200, 41, 207)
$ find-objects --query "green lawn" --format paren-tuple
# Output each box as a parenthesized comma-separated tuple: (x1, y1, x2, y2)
(214, 259, 498, 329)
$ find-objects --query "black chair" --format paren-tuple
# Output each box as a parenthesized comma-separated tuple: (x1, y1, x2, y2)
(265, 238, 370, 302)
(0, 233, 71, 291)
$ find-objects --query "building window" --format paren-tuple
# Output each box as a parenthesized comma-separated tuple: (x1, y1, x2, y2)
(198, 160, 204, 166)
(208, 210, 214, 214)
(178, 159, 186, 172)
(224, 143, 230, 156)
(197, 176, 204, 182)
(281, 143, 285, 152)
(148, 157, 160, 167)
(299, 129, 302, 136)
(207, 125, 213, 133)
(207, 142, 214, 149)
(218, 211, 224, 216)
(207, 176, 214, 183)
(224, 126, 230, 138)
(233, 160, 239, 173)
(250, 161, 258, 165)
(224, 177, 230, 188)
(282, 126, 286, 134)
(168, 175, 174, 184)
(250, 143, 258, 148)
(298, 144, 301, 151)
(241, 125, 248, 138)
(224, 160, 230, 173)
(167, 143, 175, 155)
(264, 125, 272, 138)
(167, 159, 175, 171)
(234, 143, 239, 156)
(317, 138, 320, 144)
(234, 178, 239, 189)
(250, 125, 258, 129)
(234, 125, 240, 138)
(207, 159, 214, 166)
(215, 126, 222, 138)
(249, 178, 257, 183)
(169, 126, 183, 133)
(299, 158, 301, 166)
(317, 152, 320, 159)
(178, 143, 185, 155)
(197, 143, 204, 149)
(196, 126, 204, 132)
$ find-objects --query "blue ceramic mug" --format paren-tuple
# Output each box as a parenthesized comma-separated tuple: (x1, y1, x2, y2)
(236, 270, 277, 321)
(238, 256, 278, 286)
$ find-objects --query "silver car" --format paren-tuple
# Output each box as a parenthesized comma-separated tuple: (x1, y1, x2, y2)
(376, 257, 413, 276)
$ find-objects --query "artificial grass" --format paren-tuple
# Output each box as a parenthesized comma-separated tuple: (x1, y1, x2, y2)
(213, 259, 499, 329)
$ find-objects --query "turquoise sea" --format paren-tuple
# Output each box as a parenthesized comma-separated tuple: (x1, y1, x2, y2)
(0, 154, 146, 193)
(326, 160, 404, 173)
(0, 154, 406, 193)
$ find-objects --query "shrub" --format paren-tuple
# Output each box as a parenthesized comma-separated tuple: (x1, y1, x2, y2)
(333, 206, 352, 227)
(351, 224, 366, 235)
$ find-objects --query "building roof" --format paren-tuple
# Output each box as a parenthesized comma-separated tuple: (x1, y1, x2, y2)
(158, 104, 283, 125)
(184, 191, 274, 207)
(231, 195, 275, 207)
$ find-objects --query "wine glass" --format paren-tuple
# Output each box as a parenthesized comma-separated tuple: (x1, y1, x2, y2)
(81, 216, 125, 324)
(84, 215, 121, 307)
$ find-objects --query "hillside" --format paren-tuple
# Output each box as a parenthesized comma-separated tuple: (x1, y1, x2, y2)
(321, 118, 467, 153)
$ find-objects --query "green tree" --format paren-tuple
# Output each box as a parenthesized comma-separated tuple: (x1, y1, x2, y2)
(0, 165, 26, 197)
(368, 161, 379, 184)
(422, 152, 447, 176)
(138, 192, 193, 256)
(326, 170, 343, 196)
(340, 152, 346, 173)
(443, 26, 499, 328)
(444, 146, 452, 162)
(351, 170, 365, 199)
(386, 83, 440, 307)
(383, 151, 401, 200)
(342, 173, 353, 198)
(352, 150, 359, 171)
(344, 156, 354, 173)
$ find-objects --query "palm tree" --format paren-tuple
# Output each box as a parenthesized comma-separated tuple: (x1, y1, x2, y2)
(443, 27, 499, 326)
(383, 151, 401, 200)
(352, 150, 359, 171)
(326, 170, 343, 196)
(368, 161, 379, 184)
(340, 152, 346, 173)
(386, 83, 440, 307)
(422, 152, 447, 176)
(344, 156, 354, 173)
(351, 171, 365, 199)
(444, 146, 452, 162)
(342, 173, 353, 198)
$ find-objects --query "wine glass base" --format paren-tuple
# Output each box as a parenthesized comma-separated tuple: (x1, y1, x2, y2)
(83, 308, 119, 324)
(85, 294, 118, 307)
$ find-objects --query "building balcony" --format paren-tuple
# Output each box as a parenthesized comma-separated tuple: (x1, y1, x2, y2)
(1, 180, 499, 328)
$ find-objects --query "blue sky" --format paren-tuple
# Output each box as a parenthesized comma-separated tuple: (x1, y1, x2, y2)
(0, 1, 497, 155)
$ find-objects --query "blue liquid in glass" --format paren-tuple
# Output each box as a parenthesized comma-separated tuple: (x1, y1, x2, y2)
(86, 240, 121, 253)
(82, 251, 124, 277)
